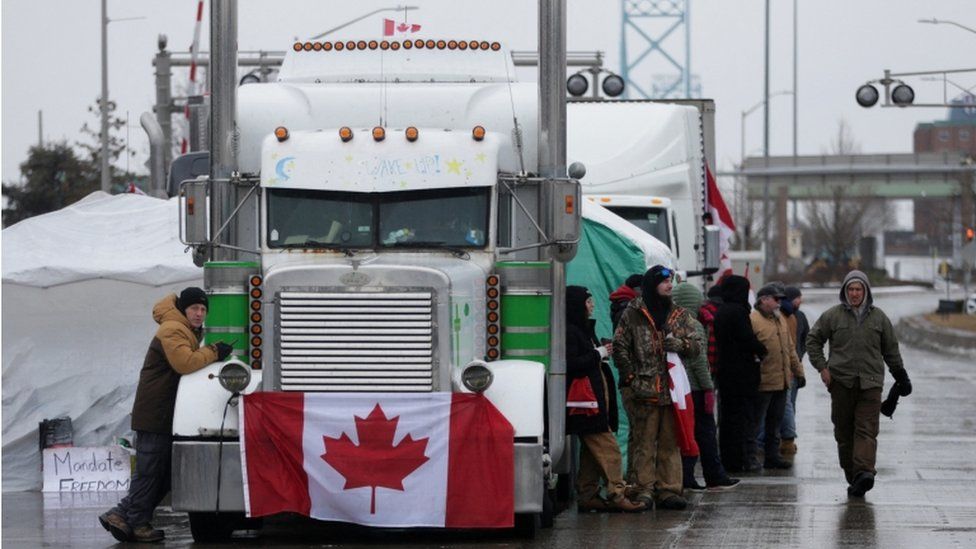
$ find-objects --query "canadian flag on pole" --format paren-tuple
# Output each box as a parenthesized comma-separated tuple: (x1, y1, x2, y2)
(667, 352, 699, 457)
(241, 392, 514, 528)
(706, 164, 736, 279)
(383, 18, 422, 36)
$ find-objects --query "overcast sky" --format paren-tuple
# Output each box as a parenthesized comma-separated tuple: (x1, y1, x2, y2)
(2, 0, 974, 185)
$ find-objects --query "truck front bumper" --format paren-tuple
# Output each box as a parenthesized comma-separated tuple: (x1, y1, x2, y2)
(171, 440, 544, 514)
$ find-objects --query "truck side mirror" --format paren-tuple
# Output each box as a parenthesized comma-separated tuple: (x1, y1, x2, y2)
(180, 177, 209, 247)
(550, 179, 581, 262)
(702, 224, 720, 274)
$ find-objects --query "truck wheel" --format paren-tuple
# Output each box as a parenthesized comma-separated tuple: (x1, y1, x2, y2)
(188, 511, 242, 542)
(512, 513, 539, 539)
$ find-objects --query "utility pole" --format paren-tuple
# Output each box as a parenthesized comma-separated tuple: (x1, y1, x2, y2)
(762, 0, 772, 274)
(38, 111, 43, 147)
(100, 0, 111, 193)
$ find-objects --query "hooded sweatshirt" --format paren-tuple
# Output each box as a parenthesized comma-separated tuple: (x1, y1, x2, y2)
(806, 270, 907, 390)
(609, 284, 639, 331)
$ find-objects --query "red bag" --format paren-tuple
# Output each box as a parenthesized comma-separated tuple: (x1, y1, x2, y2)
(567, 377, 600, 416)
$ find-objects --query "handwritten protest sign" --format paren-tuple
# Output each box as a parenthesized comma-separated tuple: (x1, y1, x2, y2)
(42, 446, 131, 492)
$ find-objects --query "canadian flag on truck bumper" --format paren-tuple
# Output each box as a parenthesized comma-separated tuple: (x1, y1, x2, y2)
(240, 392, 514, 528)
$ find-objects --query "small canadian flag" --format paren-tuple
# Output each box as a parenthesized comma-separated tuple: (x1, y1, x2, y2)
(383, 18, 421, 36)
(241, 392, 514, 528)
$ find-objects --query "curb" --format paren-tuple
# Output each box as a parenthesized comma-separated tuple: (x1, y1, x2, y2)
(896, 315, 976, 358)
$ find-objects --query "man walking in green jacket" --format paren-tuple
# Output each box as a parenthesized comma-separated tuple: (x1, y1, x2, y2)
(807, 270, 912, 497)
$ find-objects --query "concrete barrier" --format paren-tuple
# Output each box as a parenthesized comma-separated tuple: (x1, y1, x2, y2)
(896, 315, 976, 358)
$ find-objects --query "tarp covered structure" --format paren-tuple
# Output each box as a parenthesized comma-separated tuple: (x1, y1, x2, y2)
(2, 192, 201, 491)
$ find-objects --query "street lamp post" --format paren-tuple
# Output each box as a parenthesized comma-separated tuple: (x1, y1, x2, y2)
(747, 89, 794, 275)
(918, 17, 976, 36)
(100, 0, 109, 193)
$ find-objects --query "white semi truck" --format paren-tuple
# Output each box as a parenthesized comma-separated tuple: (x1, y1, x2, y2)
(567, 99, 722, 280)
(170, 4, 584, 538)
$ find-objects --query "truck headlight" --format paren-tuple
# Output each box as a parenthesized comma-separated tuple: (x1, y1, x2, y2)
(461, 361, 493, 393)
(218, 362, 251, 394)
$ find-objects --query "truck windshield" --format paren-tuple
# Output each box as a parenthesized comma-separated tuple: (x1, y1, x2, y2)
(607, 206, 671, 247)
(266, 187, 489, 249)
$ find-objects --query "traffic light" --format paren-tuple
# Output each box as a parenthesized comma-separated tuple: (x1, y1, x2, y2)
(966, 226, 975, 243)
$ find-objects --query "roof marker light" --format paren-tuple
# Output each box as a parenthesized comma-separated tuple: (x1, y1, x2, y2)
(293, 42, 303, 52)
(345, 41, 355, 50)
(368, 40, 378, 50)
(274, 127, 289, 142)
(357, 40, 367, 50)
(437, 40, 447, 49)
(448, 40, 458, 50)
(339, 127, 353, 142)
(472, 125, 486, 141)
(391, 41, 401, 51)
(302, 42, 313, 51)
(491, 42, 501, 51)
(414, 39, 424, 49)
(372, 127, 386, 141)
(480, 41, 490, 50)
(426, 39, 436, 49)
(334, 41, 344, 51)
(458, 41, 468, 50)
(405, 127, 419, 142)
(312, 42, 322, 51)
(322, 41, 333, 51)
(380, 40, 390, 50)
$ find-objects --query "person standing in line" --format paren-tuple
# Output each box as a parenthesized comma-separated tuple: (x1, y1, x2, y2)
(778, 285, 810, 458)
(99, 288, 233, 543)
(698, 283, 724, 377)
(614, 265, 700, 510)
(750, 283, 805, 470)
(609, 273, 644, 331)
(565, 286, 646, 513)
(672, 282, 740, 491)
(807, 270, 911, 497)
(713, 275, 767, 473)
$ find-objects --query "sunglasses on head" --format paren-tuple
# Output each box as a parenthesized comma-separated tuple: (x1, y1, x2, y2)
(658, 268, 673, 278)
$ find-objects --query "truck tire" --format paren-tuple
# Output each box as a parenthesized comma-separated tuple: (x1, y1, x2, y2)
(512, 513, 539, 539)
(188, 511, 242, 543)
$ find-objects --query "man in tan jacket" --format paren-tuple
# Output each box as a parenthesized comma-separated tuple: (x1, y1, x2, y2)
(99, 288, 232, 543)
(749, 283, 804, 469)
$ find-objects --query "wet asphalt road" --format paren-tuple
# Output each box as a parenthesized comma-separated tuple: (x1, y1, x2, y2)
(4, 287, 975, 548)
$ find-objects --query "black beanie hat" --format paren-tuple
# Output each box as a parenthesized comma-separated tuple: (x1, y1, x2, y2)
(178, 287, 209, 313)
(641, 265, 672, 297)
(624, 274, 644, 289)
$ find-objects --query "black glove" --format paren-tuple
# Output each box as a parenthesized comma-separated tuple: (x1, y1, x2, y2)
(896, 379, 912, 397)
(893, 370, 912, 396)
(796, 376, 806, 389)
(214, 342, 233, 361)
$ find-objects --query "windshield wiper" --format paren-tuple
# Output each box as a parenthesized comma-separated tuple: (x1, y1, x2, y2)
(278, 239, 358, 256)
(385, 241, 470, 259)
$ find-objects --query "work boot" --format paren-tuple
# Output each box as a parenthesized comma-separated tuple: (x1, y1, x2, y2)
(764, 457, 793, 470)
(98, 510, 132, 542)
(780, 438, 797, 457)
(607, 495, 647, 513)
(576, 496, 609, 513)
(131, 524, 165, 543)
(657, 495, 688, 510)
(847, 472, 875, 497)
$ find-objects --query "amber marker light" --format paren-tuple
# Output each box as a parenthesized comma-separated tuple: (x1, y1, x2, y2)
(250, 312, 262, 323)
(487, 324, 499, 335)
(480, 41, 490, 50)
(323, 42, 333, 51)
(345, 41, 356, 50)
(334, 41, 344, 50)
(391, 41, 401, 50)
(487, 311, 499, 323)
(312, 42, 322, 51)
(274, 127, 289, 142)
(426, 40, 436, 49)
(303, 42, 313, 51)
(380, 40, 390, 50)
(368, 40, 378, 50)
(487, 287, 499, 298)
(414, 39, 424, 49)
(405, 127, 419, 142)
(403, 39, 413, 49)
(472, 125, 486, 141)
(565, 195, 575, 214)
(491, 42, 501, 51)
(458, 40, 468, 50)
(251, 348, 262, 359)
(293, 42, 303, 52)
(249, 275, 262, 286)
(250, 324, 262, 334)
(487, 300, 499, 310)
(487, 348, 499, 359)
(372, 127, 386, 141)
(339, 127, 354, 142)
(436, 40, 446, 49)
(251, 336, 262, 347)
(487, 275, 500, 286)
(250, 300, 261, 311)
(250, 287, 262, 299)
(469, 40, 479, 50)
(357, 40, 367, 50)
(448, 40, 458, 50)
(251, 360, 262, 369)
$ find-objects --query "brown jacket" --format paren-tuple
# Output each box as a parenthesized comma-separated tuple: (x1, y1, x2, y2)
(750, 309, 804, 391)
(131, 295, 218, 433)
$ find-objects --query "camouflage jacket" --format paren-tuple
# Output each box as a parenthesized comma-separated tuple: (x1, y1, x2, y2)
(612, 297, 701, 406)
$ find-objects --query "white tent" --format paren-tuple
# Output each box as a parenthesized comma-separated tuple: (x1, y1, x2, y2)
(2, 192, 202, 491)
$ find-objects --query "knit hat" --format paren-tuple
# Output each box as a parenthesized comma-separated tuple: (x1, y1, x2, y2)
(756, 281, 787, 299)
(566, 285, 592, 329)
(672, 282, 704, 312)
(177, 287, 209, 313)
(624, 274, 644, 289)
(784, 286, 802, 301)
(641, 265, 673, 298)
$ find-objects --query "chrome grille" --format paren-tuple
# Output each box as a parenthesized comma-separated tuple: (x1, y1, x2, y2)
(277, 291, 434, 392)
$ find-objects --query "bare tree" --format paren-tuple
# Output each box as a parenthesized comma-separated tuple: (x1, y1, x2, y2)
(803, 120, 887, 274)
(730, 173, 762, 250)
